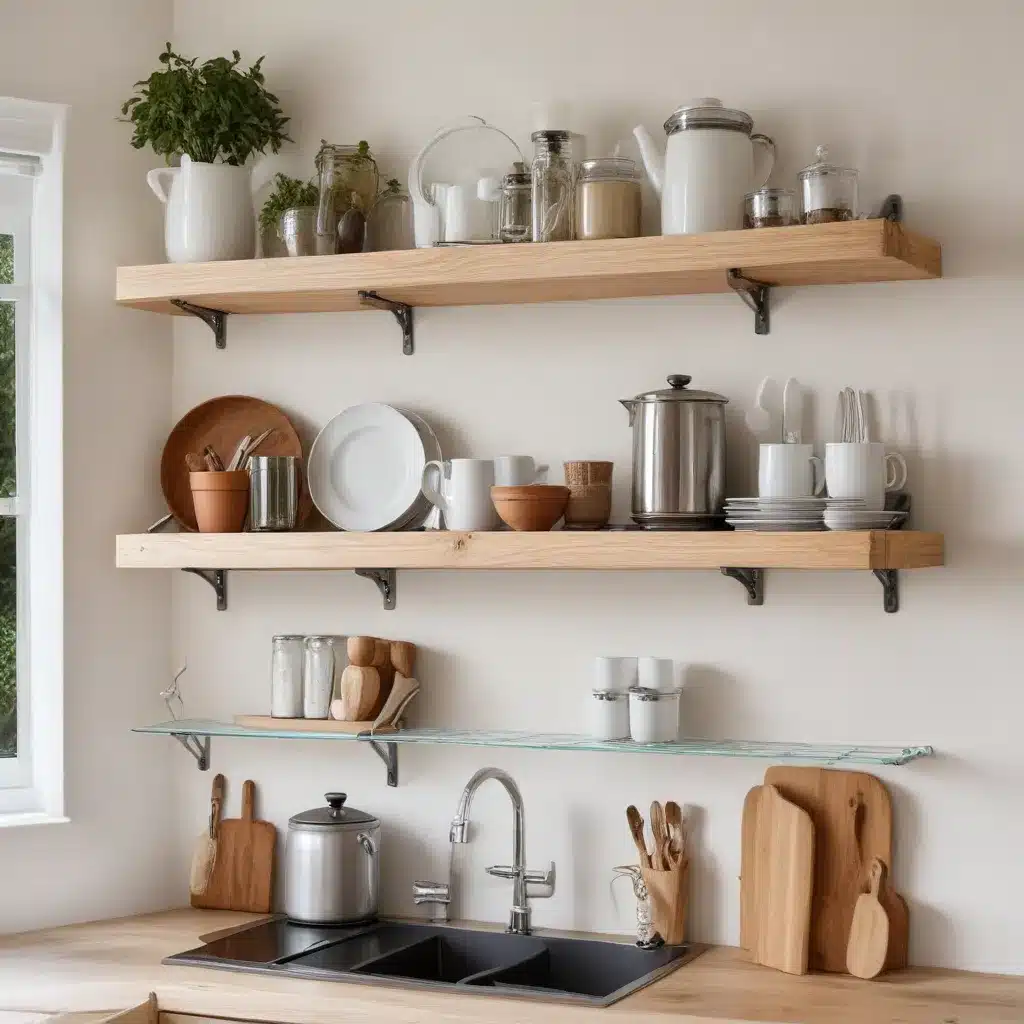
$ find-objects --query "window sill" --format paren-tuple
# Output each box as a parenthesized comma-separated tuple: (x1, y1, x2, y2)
(0, 811, 69, 829)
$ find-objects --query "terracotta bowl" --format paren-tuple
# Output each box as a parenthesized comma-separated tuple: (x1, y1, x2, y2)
(491, 485, 570, 532)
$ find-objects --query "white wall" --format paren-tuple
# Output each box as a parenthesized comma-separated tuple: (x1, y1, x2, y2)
(0, 0, 178, 932)
(165, 0, 1023, 972)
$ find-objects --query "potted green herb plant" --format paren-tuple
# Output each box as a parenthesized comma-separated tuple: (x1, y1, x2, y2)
(121, 43, 291, 262)
(259, 174, 319, 257)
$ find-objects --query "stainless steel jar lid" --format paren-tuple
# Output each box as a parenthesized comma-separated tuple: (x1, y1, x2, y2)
(664, 98, 754, 136)
(289, 792, 380, 832)
(628, 374, 729, 404)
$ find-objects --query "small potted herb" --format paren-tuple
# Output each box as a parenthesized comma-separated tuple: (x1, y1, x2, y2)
(259, 174, 319, 257)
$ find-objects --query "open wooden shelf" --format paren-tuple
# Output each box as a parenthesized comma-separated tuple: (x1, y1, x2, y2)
(116, 220, 940, 317)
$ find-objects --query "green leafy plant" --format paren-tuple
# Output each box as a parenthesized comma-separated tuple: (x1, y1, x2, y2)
(259, 174, 319, 232)
(120, 43, 291, 165)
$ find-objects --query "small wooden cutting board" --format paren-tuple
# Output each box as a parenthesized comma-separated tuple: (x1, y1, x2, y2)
(740, 785, 762, 953)
(847, 858, 890, 978)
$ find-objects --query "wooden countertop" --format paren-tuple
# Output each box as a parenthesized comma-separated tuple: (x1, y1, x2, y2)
(0, 909, 1021, 1024)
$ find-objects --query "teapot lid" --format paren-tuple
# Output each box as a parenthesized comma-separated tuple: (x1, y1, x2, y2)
(664, 98, 753, 137)
(627, 374, 729, 404)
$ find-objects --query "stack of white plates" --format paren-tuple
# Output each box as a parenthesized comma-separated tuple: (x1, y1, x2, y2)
(724, 496, 826, 532)
(308, 403, 441, 532)
(823, 499, 907, 531)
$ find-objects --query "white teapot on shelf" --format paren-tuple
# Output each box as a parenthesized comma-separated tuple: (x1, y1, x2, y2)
(633, 98, 775, 236)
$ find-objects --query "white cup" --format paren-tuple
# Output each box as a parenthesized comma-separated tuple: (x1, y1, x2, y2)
(594, 656, 637, 693)
(825, 443, 907, 511)
(421, 458, 498, 531)
(493, 455, 547, 487)
(758, 443, 825, 498)
(637, 656, 675, 693)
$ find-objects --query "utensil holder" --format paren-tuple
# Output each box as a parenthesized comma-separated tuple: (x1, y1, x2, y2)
(640, 859, 688, 945)
(190, 471, 249, 533)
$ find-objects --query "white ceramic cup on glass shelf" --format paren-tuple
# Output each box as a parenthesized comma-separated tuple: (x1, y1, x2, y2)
(758, 443, 825, 499)
(421, 458, 498, 531)
(594, 656, 637, 693)
(825, 442, 907, 511)
(494, 455, 548, 487)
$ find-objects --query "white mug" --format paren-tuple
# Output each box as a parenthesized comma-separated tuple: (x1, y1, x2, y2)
(594, 656, 637, 694)
(494, 455, 547, 487)
(758, 443, 824, 498)
(421, 458, 497, 531)
(825, 443, 907, 511)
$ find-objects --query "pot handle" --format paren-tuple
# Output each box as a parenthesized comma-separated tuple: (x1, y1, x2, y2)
(146, 166, 177, 204)
(357, 831, 377, 856)
(751, 134, 776, 191)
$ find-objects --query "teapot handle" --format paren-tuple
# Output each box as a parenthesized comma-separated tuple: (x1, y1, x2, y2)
(751, 134, 776, 191)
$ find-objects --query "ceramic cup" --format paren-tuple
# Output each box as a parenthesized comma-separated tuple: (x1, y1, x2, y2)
(825, 442, 907, 511)
(494, 455, 547, 487)
(594, 656, 638, 693)
(421, 458, 498, 531)
(758, 443, 825, 499)
(637, 656, 675, 693)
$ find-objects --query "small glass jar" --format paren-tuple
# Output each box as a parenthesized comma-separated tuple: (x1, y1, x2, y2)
(629, 687, 681, 744)
(588, 689, 630, 741)
(576, 158, 642, 240)
(315, 142, 380, 254)
(798, 145, 858, 225)
(498, 163, 532, 243)
(531, 130, 577, 242)
(270, 635, 304, 719)
(303, 636, 337, 720)
(744, 188, 799, 229)
(366, 188, 414, 251)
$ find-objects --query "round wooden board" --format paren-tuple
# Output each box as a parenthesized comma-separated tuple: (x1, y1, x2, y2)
(161, 395, 311, 531)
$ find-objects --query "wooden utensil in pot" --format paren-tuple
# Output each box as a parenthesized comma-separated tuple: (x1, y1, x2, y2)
(347, 636, 377, 667)
(664, 800, 685, 867)
(650, 801, 669, 870)
(846, 858, 891, 979)
(626, 805, 651, 868)
(337, 664, 380, 721)
(390, 641, 417, 679)
(189, 773, 224, 896)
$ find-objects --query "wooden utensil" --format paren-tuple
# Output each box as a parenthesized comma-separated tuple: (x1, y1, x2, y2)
(626, 805, 651, 868)
(203, 446, 224, 472)
(640, 857, 689, 945)
(650, 801, 669, 870)
(846, 858, 890, 979)
(763, 766, 893, 973)
(191, 779, 276, 913)
(664, 800, 685, 867)
(390, 640, 417, 679)
(371, 673, 420, 731)
(347, 636, 378, 667)
(372, 638, 395, 713)
(226, 434, 252, 472)
(188, 773, 224, 897)
(753, 784, 814, 976)
(337, 664, 381, 721)
(739, 785, 762, 953)
(184, 452, 204, 472)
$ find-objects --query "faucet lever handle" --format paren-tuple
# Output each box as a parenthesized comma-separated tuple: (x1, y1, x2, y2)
(413, 879, 451, 904)
(486, 862, 556, 898)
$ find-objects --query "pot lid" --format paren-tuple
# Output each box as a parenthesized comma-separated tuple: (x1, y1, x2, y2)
(664, 98, 753, 136)
(798, 145, 857, 180)
(289, 792, 379, 831)
(626, 374, 729, 404)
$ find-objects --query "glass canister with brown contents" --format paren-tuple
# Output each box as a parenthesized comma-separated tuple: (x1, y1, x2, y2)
(576, 157, 643, 240)
(798, 145, 858, 225)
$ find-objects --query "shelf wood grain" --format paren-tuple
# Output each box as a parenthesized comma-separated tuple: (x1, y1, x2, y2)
(116, 220, 940, 316)
(116, 530, 944, 571)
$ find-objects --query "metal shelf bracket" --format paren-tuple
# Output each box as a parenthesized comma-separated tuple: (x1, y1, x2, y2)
(727, 270, 771, 335)
(172, 732, 210, 771)
(873, 569, 900, 613)
(721, 567, 765, 606)
(170, 299, 228, 349)
(367, 739, 399, 787)
(355, 568, 397, 610)
(182, 568, 227, 611)
(358, 290, 414, 355)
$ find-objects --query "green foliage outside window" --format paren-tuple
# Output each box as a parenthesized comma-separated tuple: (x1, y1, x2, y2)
(0, 235, 16, 756)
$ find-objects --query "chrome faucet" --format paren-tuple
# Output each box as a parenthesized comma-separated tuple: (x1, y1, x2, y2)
(448, 766, 555, 935)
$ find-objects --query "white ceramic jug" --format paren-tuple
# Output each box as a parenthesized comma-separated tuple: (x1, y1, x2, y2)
(634, 98, 775, 235)
(147, 154, 262, 263)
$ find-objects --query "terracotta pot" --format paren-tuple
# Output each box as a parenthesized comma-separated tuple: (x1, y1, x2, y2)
(190, 471, 249, 533)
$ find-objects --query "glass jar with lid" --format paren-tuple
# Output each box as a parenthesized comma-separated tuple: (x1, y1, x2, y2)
(743, 187, 799, 229)
(315, 141, 380, 254)
(798, 145, 858, 224)
(531, 130, 577, 242)
(498, 163, 532, 243)
(576, 157, 642, 240)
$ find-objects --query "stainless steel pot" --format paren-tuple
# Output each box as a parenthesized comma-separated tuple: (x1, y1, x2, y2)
(284, 792, 380, 924)
(620, 374, 728, 528)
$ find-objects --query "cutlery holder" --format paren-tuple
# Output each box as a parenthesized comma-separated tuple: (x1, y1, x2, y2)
(189, 470, 249, 533)
(640, 859, 688, 945)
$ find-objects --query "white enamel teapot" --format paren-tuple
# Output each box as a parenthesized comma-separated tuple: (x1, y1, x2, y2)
(634, 98, 775, 235)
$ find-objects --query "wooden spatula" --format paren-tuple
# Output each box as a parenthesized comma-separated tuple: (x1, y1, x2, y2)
(847, 858, 891, 979)
(189, 773, 224, 896)
(626, 805, 651, 868)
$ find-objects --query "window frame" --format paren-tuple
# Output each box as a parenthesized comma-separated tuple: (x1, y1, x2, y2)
(0, 97, 66, 826)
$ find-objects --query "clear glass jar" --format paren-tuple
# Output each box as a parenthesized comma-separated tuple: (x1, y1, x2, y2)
(588, 689, 630, 741)
(303, 636, 337, 720)
(798, 145, 858, 224)
(270, 635, 304, 719)
(315, 142, 380, 254)
(531, 130, 577, 242)
(576, 158, 642, 240)
(743, 188, 799, 229)
(366, 187, 415, 251)
(498, 163, 532, 243)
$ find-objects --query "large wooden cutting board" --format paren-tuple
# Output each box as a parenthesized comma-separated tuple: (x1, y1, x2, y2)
(763, 766, 892, 973)
(739, 785, 762, 953)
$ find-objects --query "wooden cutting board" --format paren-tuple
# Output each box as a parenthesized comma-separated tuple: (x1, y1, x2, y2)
(191, 779, 276, 913)
(846, 857, 890, 979)
(753, 784, 814, 975)
(763, 766, 893, 973)
(739, 785, 762, 953)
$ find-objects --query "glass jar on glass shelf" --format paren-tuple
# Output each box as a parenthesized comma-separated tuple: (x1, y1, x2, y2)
(798, 145, 858, 225)
(498, 163, 532, 243)
(315, 141, 380, 254)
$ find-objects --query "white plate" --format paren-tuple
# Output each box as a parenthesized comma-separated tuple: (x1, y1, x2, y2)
(308, 403, 425, 532)
(386, 409, 442, 530)
(728, 496, 825, 505)
(727, 521, 825, 532)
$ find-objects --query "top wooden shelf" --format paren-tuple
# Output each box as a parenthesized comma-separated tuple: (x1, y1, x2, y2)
(116, 220, 940, 317)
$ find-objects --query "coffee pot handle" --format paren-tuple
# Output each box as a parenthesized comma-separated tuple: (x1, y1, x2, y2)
(751, 134, 776, 191)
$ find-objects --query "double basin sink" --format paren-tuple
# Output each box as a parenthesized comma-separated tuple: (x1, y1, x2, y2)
(169, 918, 701, 1006)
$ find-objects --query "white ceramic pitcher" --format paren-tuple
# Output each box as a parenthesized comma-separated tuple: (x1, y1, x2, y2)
(634, 98, 775, 235)
(147, 154, 265, 263)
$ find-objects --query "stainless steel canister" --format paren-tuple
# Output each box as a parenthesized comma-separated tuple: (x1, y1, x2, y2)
(619, 374, 728, 528)
(249, 455, 299, 531)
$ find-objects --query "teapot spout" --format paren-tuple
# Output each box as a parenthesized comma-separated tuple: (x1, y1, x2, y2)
(619, 398, 636, 427)
(632, 125, 664, 198)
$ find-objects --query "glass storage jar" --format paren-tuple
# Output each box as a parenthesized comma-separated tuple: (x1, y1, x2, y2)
(743, 187, 799, 228)
(798, 145, 858, 224)
(315, 142, 380, 254)
(531, 130, 577, 242)
(271, 635, 304, 718)
(576, 157, 642, 240)
(498, 163, 532, 243)
(303, 636, 337, 720)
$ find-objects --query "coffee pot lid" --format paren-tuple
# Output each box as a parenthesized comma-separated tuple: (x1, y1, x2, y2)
(627, 374, 729, 404)
(664, 98, 753, 136)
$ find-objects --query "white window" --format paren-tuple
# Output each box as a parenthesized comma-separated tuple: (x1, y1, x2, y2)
(0, 98, 65, 825)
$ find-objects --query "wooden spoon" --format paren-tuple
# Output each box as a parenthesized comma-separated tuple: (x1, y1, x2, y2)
(664, 800, 685, 866)
(847, 858, 891, 979)
(189, 773, 224, 896)
(626, 805, 651, 869)
(650, 801, 669, 870)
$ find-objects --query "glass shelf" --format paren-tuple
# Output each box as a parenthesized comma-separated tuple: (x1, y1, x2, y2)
(134, 719, 933, 785)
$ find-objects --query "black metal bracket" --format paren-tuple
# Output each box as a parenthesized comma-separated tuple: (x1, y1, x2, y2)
(873, 569, 900, 613)
(182, 568, 227, 611)
(367, 739, 399, 787)
(355, 568, 397, 610)
(358, 290, 414, 355)
(726, 270, 771, 335)
(171, 733, 210, 771)
(878, 194, 903, 223)
(721, 567, 765, 606)
(170, 299, 228, 349)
